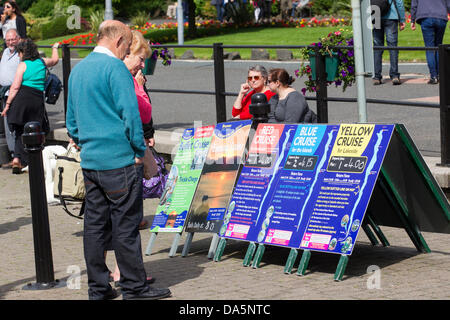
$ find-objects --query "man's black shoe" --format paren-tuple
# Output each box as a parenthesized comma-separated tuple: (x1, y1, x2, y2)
(123, 287, 171, 300)
(89, 288, 120, 300)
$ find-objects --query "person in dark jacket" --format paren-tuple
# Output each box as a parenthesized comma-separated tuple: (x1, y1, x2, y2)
(0, 1, 27, 39)
(411, 0, 450, 84)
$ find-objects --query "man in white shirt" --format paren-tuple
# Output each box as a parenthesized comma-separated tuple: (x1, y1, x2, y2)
(0, 28, 20, 166)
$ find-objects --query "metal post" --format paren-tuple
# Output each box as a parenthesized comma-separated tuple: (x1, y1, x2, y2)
(177, 0, 184, 45)
(213, 43, 227, 123)
(315, 46, 328, 123)
(438, 44, 450, 167)
(62, 44, 72, 125)
(351, 0, 368, 123)
(21, 122, 64, 290)
(104, 0, 113, 20)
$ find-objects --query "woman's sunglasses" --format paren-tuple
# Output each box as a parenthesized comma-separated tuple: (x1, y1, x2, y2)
(247, 76, 261, 81)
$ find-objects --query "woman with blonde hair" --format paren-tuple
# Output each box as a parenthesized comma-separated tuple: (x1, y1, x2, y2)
(108, 30, 156, 286)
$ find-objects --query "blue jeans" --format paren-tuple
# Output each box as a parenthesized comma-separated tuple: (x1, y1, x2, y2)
(420, 17, 447, 79)
(215, 4, 224, 22)
(82, 164, 148, 299)
(373, 19, 400, 80)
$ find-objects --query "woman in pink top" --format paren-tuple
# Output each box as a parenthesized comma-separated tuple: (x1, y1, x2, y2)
(124, 30, 152, 125)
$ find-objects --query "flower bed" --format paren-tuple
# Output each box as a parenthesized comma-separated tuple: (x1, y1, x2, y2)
(58, 16, 351, 47)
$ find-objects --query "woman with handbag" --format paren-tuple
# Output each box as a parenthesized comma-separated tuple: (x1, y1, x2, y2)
(1, 38, 59, 174)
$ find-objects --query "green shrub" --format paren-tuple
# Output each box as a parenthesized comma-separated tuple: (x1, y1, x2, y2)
(311, 0, 351, 16)
(16, 0, 36, 12)
(131, 11, 150, 28)
(40, 16, 81, 39)
(89, 10, 104, 33)
(27, 0, 54, 18)
(195, 0, 216, 19)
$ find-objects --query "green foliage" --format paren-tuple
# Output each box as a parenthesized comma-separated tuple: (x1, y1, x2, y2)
(131, 11, 150, 28)
(89, 10, 104, 33)
(25, 15, 51, 40)
(53, 0, 73, 18)
(27, 0, 55, 18)
(195, 0, 216, 19)
(15, 0, 35, 12)
(40, 15, 82, 39)
(311, 0, 351, 16)
(403, 0, 411, 11)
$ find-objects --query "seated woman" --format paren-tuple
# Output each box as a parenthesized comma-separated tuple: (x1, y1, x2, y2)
(232, 65, 275, 120)
(1, 38, 59, 174)
(267, 68, 317, 123)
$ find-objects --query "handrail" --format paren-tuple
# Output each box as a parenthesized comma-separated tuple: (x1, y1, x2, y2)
(38, 42, 448, 165)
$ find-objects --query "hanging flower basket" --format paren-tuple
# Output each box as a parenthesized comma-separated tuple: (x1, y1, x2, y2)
(308, 51, 339, 82)
(143, 57, 157, 75)
(296, 31, 355, 94)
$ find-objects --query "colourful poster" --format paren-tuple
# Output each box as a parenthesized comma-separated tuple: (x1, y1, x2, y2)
(221, 123, 394, 255)
(298, 124, 394, 255)
(184, 120, 252, 233)
(221, 123, 337, 248)
(150, 125, 214, 233)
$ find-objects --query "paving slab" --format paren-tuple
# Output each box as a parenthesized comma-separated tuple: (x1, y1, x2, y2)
(0, 167, 449, 301)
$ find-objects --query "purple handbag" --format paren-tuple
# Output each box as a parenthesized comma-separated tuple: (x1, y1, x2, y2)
(142, 147, 169, 199)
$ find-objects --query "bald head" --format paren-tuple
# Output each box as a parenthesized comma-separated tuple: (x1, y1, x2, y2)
(97, 20, 131, 42)
(96, 20, 133, 61)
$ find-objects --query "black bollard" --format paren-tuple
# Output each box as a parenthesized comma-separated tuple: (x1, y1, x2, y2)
(21, 121, 64, 290)
(249, 93, 270, 130)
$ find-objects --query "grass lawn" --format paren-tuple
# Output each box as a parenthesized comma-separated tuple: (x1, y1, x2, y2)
(36, 25, 450, 62)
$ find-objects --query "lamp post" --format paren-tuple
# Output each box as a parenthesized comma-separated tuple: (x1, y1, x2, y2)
(177, 0, 184, 44)
(351, 0, 368, 123)
(105, 0, 113, 20)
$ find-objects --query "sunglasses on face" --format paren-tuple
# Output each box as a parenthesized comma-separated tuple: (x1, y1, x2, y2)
(247, 75, 261, 81)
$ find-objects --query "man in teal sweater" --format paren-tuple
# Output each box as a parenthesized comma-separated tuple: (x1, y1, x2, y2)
(66, 20, 171, 300)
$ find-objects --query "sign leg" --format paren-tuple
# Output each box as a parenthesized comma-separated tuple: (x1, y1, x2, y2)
(334, 255, 349, 281)
(296, 250, 311, 276)
(181, 232, 194, 257)
(169, 233, 182, 257)
(366, 213, 390, 246)
(362, 223, 380, 246)
(213, 238, 227, 262)
(379, 171, 431, 253)
(284, 249, 298, 274)
(207, 234, 220, 259)
(145, 232, 158, 256)
(251, 244, 265, 269)
(243, 242, 257, 267)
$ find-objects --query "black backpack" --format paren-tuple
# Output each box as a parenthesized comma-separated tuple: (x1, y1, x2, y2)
(40, 58, 63, 105)
(44, 73, 62, 105)
(371, 0, 391, 17)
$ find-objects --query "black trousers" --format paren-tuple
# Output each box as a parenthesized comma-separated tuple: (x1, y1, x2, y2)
(82, 164, 148, 299)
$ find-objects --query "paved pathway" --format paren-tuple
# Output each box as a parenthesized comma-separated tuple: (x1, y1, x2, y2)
(0, 168, 449, 301)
